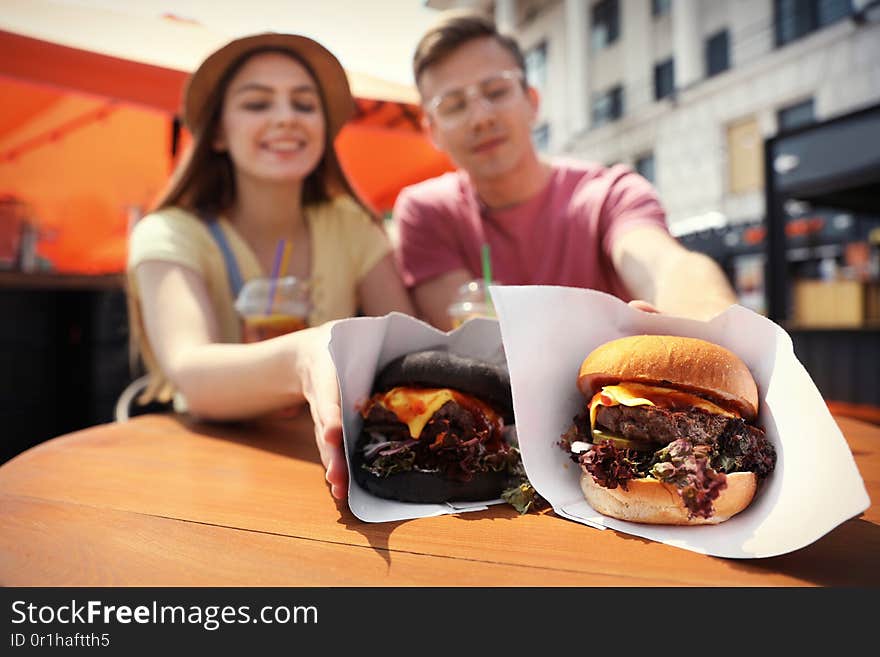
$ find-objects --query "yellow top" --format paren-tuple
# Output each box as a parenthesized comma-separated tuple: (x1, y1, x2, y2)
(126, 195, 391, 405)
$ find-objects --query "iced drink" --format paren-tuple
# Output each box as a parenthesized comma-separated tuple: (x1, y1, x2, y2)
(235, 276, 311, 343)
(241, 313, 308, 342)
(447, 279, 497, 328)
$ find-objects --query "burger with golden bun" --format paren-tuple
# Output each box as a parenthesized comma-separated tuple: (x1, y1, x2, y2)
(354, 349, 522, 503)
(559, 335, 776, 524)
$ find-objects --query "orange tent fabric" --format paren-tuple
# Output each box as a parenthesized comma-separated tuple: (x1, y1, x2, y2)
(0, 77, 173, 273)
(0, 14, 451, 274)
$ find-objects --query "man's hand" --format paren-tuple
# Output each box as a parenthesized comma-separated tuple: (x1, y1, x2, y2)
(628, 299, 660, 314)
(297, 323, 348, 500)
(613, 226, 737, 321)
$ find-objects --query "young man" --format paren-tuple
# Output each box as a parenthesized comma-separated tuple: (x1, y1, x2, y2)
(394, 11, 737, 329)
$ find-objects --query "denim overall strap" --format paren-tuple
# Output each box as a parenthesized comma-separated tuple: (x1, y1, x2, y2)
(206, 218, 244, 298)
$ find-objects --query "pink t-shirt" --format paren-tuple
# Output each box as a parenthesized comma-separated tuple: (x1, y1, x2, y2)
(393, 159, 669, 301)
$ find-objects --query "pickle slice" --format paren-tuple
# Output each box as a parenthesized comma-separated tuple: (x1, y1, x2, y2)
(591, 429, 656, 451)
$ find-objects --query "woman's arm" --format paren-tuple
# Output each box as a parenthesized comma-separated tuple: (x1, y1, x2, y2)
(137, 259, 349, 497)
(356, 252, 416, 317)
(137, 260, 313, 419)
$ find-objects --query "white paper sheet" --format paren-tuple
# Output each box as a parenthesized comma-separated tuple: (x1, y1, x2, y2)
(491, 285, 870, 558)
(329, 313, 508, 523)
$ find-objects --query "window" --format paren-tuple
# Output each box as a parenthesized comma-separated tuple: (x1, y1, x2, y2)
(654, 58, 675, 100)
(775, 0, 852, 47)
(522, 0, 543, 25)
(727, 117, 764, 194)
(652, 0, 671, 17)
(705, 30, 730, 77)
(635, 153, 656, 184)
(532, 123, 550, 152)
(592, 85, 624, 127)
(778, 98, 815, 131)
(591, 0, 620, 51)
(524, 41, 547, 92)
(817, 0, 853, 24)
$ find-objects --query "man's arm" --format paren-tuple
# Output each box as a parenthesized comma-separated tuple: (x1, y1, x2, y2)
(392, 182, 476, 330)
(411, 268, 473, 330)
(611, 225, 738, 320)
(357, 252, 416, 317)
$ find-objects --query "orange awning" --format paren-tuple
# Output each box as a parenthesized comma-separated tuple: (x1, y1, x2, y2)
(0, 1, 452, 274)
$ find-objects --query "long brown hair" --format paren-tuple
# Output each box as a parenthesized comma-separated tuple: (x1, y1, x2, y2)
(153, 47, 375, 222)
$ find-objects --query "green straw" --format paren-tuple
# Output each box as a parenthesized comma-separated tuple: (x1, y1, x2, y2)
(481, 243, 492, 307)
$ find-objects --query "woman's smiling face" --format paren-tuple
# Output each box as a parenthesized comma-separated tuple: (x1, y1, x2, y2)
(214, 51, 326, 184)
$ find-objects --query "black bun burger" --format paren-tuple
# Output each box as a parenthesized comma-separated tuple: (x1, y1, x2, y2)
(560, 335, 777, 525)
(353, 349, 521, 503)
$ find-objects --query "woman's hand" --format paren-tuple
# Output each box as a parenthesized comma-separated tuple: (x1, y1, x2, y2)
(296, 322, 348, 500)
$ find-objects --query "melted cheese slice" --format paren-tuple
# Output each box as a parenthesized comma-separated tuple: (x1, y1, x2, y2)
(589, 382, 737, 429)
(372, 387, 500, 439)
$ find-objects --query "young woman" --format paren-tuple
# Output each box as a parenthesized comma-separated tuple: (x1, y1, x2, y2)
(127, 34, 414, 498)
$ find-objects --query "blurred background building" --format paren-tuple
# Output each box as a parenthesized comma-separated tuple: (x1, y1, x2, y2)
(433, 0, 880, 410)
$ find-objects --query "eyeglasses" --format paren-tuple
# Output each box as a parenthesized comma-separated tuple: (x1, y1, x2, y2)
(425, 69, 525, 128)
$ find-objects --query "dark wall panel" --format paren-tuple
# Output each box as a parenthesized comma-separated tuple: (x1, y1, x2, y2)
(790, 329, 880, 407)
(0, 287, 132, 463)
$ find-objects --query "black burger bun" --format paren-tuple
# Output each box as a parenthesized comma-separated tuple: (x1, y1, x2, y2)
(373, 349, 513, 423)
(355, 349, 517, 504)
(352, 466, 513, 504)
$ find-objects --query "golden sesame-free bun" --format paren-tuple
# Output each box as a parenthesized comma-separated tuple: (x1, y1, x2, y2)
(577, 335, 759, 421)
(580, 471, 757, 525)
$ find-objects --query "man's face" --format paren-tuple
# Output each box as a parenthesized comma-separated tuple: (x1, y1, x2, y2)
(418, 37, 539, 182)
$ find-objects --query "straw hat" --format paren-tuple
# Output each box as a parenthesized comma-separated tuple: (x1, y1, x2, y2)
(183, 33, 356, 138)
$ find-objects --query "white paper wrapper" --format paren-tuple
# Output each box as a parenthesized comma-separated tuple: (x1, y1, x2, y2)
(329, 313, 509, 523)
(491, 285, 870, 558)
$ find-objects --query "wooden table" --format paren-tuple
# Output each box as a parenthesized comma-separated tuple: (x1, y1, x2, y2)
(1, 412, 878, 586)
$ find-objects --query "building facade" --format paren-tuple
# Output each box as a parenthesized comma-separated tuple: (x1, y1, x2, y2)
(427, 0, 880, 230)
